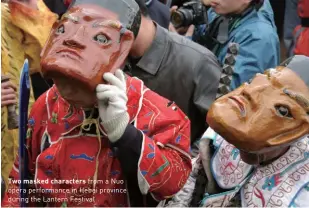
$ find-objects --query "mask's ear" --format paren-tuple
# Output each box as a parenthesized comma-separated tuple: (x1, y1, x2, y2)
(267, 121, 309, 146)
(108, 29, 135, 71)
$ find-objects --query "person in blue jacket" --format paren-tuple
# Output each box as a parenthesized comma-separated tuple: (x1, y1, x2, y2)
(175, 0, 280, 94)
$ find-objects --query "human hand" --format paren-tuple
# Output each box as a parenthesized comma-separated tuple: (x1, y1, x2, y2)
(169, 6, 186, 33)
(170, 5, 178, 13)
(96, 69, 129, 143)
(201, 0, 212, 6)
(170, 24, 195, 38)
(169, 6, 195, 36)
(184, 25, 195, 37)
(1, 80, 17, 107)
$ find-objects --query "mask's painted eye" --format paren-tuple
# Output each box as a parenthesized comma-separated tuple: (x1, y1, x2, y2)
(94, 34, 110, 45)
(56, 25, 65, 34)
(275, 105, 293, 118)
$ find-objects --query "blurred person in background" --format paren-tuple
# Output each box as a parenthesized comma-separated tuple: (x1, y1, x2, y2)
(171, 0, 280, 91)
(170, 0, 279, 154)
(283, 0, 300, 57)
(126, 0, 222, 148)
(293, 0, 309, 56)
(1, 76, 17, 197)
(1, 0, 57, 188)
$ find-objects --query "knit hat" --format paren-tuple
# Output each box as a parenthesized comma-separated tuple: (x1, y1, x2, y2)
(281, 55, 309, 89)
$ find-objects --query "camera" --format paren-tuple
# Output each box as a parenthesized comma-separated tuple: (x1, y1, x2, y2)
(171, 0, 208, 28)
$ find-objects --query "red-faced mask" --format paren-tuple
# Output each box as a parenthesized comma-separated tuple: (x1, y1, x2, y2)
(40, 0, 141, 108)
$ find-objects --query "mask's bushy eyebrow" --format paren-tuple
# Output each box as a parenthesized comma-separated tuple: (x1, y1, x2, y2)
(93, 20, 122, 29)
(93, 20, 127, 43)
(62, 13, 80, 23)
(264, 70, 271, 80)
(283, 89, 309, 114)
(265, 68, 278, 80)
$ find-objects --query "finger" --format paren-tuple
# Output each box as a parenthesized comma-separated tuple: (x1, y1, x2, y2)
(97, 88, 127, 102)
(4, 81, 17, 90)
(185, 25, 195, 37)
(170, 6, 178, 13)
(108, 99, 128, 110)
(96, 90, 115, 102)
(103, 73, 124, 89)
(1, 88, 15, 96)
(1, 99, 17, 107)
(169, 23, 177, 32)
(114, 69, 126, 85)
(2, 94, 17, 101)
(2, 92, 16, 99)
(177, 26, 190, 35)
(202, 0, 212, 6)
(2, 82, 17, 91)
(96, 84, 114, 93)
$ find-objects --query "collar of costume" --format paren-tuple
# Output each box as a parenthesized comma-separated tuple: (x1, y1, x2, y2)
(42, 77, 144, 137)
(200, 133, 309, 207)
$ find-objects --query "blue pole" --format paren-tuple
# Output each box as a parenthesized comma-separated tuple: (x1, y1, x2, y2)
(18, 59, 30, 207)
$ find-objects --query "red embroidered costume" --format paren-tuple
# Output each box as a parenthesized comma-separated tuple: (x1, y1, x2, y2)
(3, 77, 191, 207)
(294, 0, 309, 56)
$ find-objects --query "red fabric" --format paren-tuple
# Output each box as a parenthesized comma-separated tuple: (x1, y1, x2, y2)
(63, 0, 72, 7)
(294, 26, 309, 56)
(298, 0, 309, 18)
(2, 77, 191, 207)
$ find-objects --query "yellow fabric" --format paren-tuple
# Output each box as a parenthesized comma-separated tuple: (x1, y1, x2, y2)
(1, 1, 57, 187)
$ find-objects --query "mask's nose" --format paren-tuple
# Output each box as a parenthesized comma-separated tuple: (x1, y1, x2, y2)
(63, 25, 87, 49)
(241, 73, 270, 109)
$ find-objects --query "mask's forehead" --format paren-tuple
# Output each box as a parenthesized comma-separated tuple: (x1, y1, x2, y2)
(63, 5, 121, 25)
(263, 67, 309, 112)
(70, 0, 139, 30)
(264, 67, 307, 91)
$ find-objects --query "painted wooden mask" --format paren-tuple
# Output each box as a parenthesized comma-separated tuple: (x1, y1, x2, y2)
(40, 0, 141, 107)
(207, 55, 309, 164)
